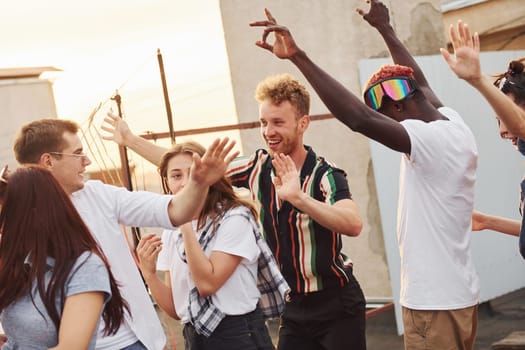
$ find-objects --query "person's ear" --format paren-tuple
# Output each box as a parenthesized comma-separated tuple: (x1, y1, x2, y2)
(39, 153, 54, 168)
(298, 115, 310, 132)
(393, 103, 403, 112)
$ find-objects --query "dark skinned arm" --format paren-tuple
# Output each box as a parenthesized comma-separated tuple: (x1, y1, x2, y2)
(250, 8, 411, 153)
(357, 0, 442, 108)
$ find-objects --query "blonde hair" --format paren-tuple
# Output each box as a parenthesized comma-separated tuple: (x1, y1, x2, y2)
(255, 73, 310, 117)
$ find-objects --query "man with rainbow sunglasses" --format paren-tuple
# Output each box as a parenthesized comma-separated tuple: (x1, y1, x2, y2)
(250, 0, 480, 349)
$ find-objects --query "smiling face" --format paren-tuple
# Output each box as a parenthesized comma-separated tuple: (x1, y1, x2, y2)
(165, 153, 192, 195)
(47, 132, 91, 194)
(497, 117, 518, 148)
(259, 99, 308, 158)
(496, 93, 521, 149)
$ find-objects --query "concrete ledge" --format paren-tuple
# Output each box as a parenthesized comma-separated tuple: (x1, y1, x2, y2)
(492, 331, 525, 349)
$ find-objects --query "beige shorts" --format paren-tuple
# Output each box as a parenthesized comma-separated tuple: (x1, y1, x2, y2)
(402, 304, 478, 350)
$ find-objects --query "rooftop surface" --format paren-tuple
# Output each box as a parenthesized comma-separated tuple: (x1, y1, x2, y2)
(157, 287, 525, 349)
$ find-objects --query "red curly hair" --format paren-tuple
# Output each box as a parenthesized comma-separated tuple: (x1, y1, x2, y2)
(364, 64, 415, 91)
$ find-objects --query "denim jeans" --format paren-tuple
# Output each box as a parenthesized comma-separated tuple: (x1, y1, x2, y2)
(120, 340, 147, 350)
(183, 307, 274, 350)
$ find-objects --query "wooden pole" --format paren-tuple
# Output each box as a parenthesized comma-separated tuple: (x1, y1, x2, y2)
(157, 48, 175, 145)
(111, 92, 141, 246)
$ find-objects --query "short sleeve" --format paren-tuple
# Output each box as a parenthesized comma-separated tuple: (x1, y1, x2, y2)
(66, 252, 112, 302)
(320, 166, 351, 204)
(400, 118, 447, 165)
(212, 208, 260, 264)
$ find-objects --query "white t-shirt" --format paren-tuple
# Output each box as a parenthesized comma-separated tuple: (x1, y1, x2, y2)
(398, 107, 480, 310)
(72, 180, 171, 350)
(188, 206, 261, 316)
(157, 226, 191, 323)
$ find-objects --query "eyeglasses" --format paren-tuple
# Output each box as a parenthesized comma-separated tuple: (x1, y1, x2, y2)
(49, 152, 88, 160)
(363, 77, 419, 111)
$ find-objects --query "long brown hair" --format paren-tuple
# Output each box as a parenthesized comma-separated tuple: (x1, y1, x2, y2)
(158, 141, 257, 229)
(0, 166, 128, 335)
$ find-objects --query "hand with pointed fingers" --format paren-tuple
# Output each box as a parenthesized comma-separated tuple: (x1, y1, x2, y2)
(271, 153, 302, 203)
(136, 233, 163, 280)
(190, 138, 239, 187)
(101, 111, 134, 147)
(440, 20, 482, 84)
(356, 0, 390, 29)
(249, 8, 301, 59)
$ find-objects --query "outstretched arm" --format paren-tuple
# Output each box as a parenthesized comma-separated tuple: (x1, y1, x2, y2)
(357, 0, 442, 108)
(472, 210, 520, 237)
(101, 112, 168, 166)
(441, 20, 525, 139)
(272, 153, 362, 236)
(250, 8, 411, 153)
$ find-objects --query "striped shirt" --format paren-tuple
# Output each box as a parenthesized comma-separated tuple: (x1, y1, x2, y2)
(227, 146, 355, 294)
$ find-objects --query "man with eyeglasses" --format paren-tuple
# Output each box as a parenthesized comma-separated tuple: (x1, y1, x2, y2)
(250, 1, 480, 349)
(11, 118, 238, 350)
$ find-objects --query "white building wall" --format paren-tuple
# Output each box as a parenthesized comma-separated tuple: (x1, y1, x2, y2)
(220, 0, 443, 300)
(0, 78, 57, 170)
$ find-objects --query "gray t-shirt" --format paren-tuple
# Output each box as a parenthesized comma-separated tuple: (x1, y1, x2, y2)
(1, 251, 112, 349)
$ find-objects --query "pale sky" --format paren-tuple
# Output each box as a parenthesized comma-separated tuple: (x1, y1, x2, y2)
(0, 0, 241, 180)
(0, 0, 237, 137)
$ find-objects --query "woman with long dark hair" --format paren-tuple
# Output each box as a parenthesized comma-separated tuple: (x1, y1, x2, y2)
(136, 141, 288, 350)
(0, 166, 128, 349)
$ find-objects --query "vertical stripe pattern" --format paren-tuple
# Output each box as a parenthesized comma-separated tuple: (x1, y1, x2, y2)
(227, 146, 355, 294)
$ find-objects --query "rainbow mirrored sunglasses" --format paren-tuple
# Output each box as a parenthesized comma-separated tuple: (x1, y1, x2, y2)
(363, 76, 419, 111)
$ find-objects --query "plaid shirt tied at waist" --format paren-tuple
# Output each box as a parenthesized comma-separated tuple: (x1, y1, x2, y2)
(176, 207, 290, 337)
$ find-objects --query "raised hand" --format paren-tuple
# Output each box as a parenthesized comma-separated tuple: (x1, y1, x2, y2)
(249, 8, 301, 59)
(271, 153, 302, 203)
(136, 233, 163, 280)
(440, 20, 482, 84)
(101, 111, 134, 147)
(356, 0, 390, 29)
(190, 138, 239, 187)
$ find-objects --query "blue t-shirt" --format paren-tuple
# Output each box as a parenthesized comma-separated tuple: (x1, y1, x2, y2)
(1, 252, 112, 349)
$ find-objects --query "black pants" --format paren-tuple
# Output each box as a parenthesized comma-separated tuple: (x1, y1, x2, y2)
(277, 275, 367, 350)
(183, 307, 274, 350)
